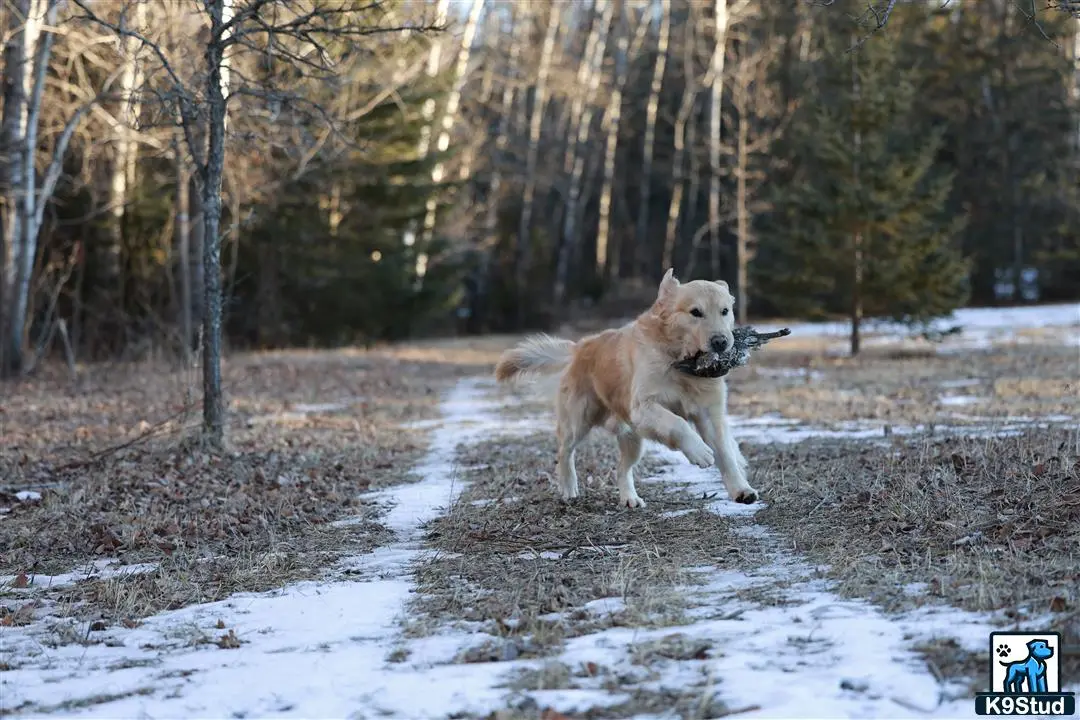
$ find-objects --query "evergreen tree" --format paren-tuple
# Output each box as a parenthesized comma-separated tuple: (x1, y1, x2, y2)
(756, 4, 968, 355)
(231, 39, 460, 347)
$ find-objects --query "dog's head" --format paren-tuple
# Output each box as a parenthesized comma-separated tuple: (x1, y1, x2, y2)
(643, 269, 736, 362)
(1027, 639, 1054, 660)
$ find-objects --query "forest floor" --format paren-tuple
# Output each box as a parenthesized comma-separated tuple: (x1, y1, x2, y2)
(0, 303, 1077, 718)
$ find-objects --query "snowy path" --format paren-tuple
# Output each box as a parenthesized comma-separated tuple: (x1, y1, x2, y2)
(0, 376, 1068, 719)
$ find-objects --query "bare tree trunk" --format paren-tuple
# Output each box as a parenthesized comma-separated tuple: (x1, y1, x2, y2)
(552, 0, 603, 244)
(199, 0, 231, 447)
(634, 0, 669, 278)
(1074, 19, 1080, 153)
(663, 12, 707, 272)
(404, 0, 451, 259)
(734, 55, 750, 324)
(850, 32, 862, 358)
(707, 0, 729, 281)
(562, 1, 605, 179)
(0, 0, 39, 375)
(554, 0, 613, 307)
(103, 0, 146, 305)
(417, 0, 485, 281)
(684, 108, 704, 276)
(175, 131, 192, 361)
(597, 2, 648, 280)
(478, 6, 522, 327)
(6, 0, 53, 375)
(515, 0, 561, 324)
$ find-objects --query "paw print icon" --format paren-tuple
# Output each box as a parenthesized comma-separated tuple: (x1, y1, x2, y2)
(995, 643, 1011, 659)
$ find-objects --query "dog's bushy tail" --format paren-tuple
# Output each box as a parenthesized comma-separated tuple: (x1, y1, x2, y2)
(494, 334, 575, 383)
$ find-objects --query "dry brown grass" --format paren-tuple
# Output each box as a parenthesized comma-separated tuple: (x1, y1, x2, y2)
(410, 432, 765, 656)
(0, 347, 484, 623)
(752, 427, 1080, 678)
(729, 342, 1078, 424)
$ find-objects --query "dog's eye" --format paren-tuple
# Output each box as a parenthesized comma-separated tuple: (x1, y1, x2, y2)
(689, 308, 704, 318)
(721, 308, 729, 316)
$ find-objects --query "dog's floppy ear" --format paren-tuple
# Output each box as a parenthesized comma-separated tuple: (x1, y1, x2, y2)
(657, 268, 679, 303)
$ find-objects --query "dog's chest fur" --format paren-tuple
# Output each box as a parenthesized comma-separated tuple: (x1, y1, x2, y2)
(657, 374, 725, 419)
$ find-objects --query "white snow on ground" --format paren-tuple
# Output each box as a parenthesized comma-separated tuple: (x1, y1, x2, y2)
(786, 302, 1080, 338)
(0, 560, 158, 593)
(784, 302, 1080, 353)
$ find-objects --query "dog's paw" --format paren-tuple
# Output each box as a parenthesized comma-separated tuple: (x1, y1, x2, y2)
(732, 487, 759, 504)
(619, 493, 646, 509)
(684, 440, 715, 469)
(559, 485, 581, 501)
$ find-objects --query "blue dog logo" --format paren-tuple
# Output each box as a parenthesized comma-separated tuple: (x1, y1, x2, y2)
(1000, 638, 1054, 694)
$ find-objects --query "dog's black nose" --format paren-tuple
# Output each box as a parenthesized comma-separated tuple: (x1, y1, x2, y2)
(711, 336, 728, 353)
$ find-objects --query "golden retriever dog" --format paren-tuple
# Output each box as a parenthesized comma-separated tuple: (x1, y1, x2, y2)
(494, 269, 758, 509)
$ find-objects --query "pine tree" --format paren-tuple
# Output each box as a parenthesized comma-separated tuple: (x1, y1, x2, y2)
(757, 5, 968, 354)
(233, 36, 459, 347)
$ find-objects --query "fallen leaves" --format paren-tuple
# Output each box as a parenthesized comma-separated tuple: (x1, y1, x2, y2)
(216, 629, 242, 649)
(0, 602, 36, 627)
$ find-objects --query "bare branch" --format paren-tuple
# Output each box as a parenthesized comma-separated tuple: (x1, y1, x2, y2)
(70, 0, 206, 170)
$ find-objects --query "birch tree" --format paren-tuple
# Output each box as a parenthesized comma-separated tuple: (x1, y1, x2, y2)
(553, 0, 613, 306)
(706, 0, 731, 280)
(416, 0, 485, 282)
(477, 5, 522, 322)
(102, 0, 146, 307)
(662, 6, 710, 272)
(0, 0, 49, 375)
(514, 0, 561, 319)
(405, 0, 450, 277)
(1, 0, 115, 376)
(634, 0, 669, 278)
(596, 1, 648, 279)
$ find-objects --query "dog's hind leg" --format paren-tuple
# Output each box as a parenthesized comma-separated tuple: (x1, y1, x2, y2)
(615, 431, 645, 508)
(555, 394, 591, 501)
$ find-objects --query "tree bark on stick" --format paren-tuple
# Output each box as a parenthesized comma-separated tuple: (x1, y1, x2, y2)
(515, 0, 561, 325)
(635, 0, 669, 278)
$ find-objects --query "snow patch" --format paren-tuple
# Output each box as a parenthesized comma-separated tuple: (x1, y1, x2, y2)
(938, 395, 984, 406)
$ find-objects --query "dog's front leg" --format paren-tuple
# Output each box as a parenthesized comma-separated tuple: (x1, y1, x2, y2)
(703, 403, 758, 504)
(630, 400, 714, 469)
